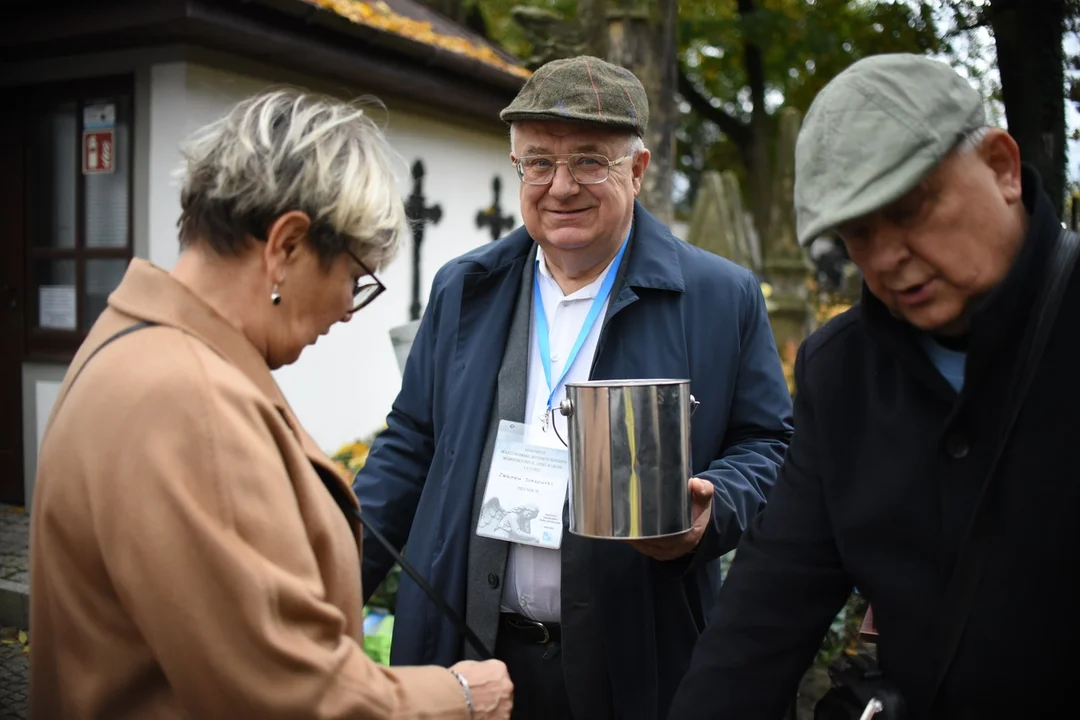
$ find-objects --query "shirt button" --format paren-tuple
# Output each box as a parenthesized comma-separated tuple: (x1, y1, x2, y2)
(487, 573, 499, 589)
(550, 351, 559, 362)
(945, 434, 969, 459)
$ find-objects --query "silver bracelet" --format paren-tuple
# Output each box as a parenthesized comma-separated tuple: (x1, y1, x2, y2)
(449, 669, 474, 718)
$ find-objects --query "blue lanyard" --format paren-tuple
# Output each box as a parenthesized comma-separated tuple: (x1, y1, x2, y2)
(534, 235, 629, 412)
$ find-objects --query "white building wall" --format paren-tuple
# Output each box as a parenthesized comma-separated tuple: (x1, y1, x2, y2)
(160, 62, 522, 454)
(20, 53, 523, 503)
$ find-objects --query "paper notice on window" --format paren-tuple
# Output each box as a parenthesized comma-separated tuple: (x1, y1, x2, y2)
(39, 286, 77, 330)
(83, 103, 116, 130)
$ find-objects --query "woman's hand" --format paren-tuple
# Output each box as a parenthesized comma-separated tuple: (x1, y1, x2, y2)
(449, 659, 514, 720)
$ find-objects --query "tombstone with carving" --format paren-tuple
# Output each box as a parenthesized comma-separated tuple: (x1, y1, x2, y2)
(390, 159, 442, 375)
(476, 176, 516, 242)
(761, 107, 814, 389)
(686, 169, 756, 272)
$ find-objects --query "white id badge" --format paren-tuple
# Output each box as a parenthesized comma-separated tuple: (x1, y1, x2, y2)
(475, 420, 570, 550)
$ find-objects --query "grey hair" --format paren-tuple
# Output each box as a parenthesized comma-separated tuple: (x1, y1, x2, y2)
(957, 126, 991, 154)
(509, 123, 645, 158)
(175, 87, 405, 270)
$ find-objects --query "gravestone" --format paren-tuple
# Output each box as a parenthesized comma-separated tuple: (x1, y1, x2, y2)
(686, 169, 755, 271)
(475, 176, 515, 241)
(390, 159, 442, 377)
(721, 170, 758, 271)
(762, 106, 814, 376)
(405, 159, 442, 322)
(388, 320, 420, 376)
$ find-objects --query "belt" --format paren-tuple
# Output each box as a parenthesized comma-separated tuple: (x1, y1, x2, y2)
(499, 612, 562, 644)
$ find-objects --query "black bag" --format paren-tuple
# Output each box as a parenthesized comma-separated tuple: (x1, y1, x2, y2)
(814, 228, 1080, 720)
(815, 651, 905, 720)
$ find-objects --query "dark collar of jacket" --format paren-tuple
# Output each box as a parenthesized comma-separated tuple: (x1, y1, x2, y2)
(858, 163, 1061, 399)
(456, 200, 687, 296)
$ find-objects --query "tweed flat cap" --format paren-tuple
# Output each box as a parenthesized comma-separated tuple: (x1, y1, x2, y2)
(794, 53, 986, 248)
(501, 56, 649, 137)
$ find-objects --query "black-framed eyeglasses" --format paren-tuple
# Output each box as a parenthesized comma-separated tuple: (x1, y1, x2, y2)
(348, 251, 386, 313)
(513, 152, 633, 186)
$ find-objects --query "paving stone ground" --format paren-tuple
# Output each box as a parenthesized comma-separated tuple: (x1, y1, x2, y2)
(0, 633, 28, 719)
(0, 508, 28, 587)
(0, 506, 29, 719)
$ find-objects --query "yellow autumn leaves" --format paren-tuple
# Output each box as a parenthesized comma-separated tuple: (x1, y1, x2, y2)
(1, 628, 29, 656)
(332, 425, 388, 475)
(333, 440, 371, 474)
(310, 0, 531, 79)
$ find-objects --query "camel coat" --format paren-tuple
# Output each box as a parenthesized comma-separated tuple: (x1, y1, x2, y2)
(29, 259, 468, 719)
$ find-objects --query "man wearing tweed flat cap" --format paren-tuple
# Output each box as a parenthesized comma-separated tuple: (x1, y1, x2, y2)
(354, 55, 793, 719)
(669, 53, 1080, 719)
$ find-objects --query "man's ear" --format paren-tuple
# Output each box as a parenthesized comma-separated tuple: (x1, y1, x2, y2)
(263, 210, 312, 283)
(631, 148, 651, 196)
(980, 128, 1023, 204)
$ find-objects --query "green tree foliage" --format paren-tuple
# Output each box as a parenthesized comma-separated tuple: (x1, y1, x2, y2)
(462, 0, 941, 232)
(464, 0, 578, 57)
(675, 0, 941, 223)
(679, 0, 939, 114)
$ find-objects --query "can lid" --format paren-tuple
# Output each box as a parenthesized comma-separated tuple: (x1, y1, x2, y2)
(564, 378, 690, 388)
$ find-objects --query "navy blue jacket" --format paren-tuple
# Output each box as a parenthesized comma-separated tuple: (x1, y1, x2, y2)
(354, 202, 793, 717)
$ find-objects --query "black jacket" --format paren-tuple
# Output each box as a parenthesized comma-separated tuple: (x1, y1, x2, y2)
(667, 166, 1077, 719)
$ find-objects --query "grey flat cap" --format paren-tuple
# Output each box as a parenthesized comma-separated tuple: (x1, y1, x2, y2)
(794, 53, 986, 247)
(501, 56, 649, 137)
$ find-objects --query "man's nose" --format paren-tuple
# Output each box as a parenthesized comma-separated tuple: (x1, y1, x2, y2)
(864, 226, 912, 275)
(548, 162, 580, 198)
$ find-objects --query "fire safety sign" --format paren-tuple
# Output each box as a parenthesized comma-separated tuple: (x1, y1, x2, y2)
(82, 129, 115, 174)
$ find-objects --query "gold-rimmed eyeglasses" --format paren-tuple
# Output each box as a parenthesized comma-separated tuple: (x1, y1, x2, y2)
(513, 152, 633, 186)
(347, 250, 386, 313)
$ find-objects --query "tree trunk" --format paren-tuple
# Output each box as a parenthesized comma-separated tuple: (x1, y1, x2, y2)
(606, 0, 677, 224)
(988, 0, 1066, 216)
(580, 0, 609, 58)
(738, 0, 772, 256)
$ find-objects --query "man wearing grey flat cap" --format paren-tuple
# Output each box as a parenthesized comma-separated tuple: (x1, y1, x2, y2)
(667, 52, 1080, 719)
(354, 55, 794, 719)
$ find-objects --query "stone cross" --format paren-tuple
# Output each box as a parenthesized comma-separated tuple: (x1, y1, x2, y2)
(475, 176, 515, 242)
(686, 169, 755, 272)
(765, 106, 806, 259)
(762, 106, 814, 372)
(405, 159, 442, 321)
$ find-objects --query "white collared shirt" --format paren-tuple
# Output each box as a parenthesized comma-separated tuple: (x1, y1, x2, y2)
(499, 245, 619, 623)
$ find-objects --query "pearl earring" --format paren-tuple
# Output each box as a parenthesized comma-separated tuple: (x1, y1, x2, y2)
(271, 284, 281, 306)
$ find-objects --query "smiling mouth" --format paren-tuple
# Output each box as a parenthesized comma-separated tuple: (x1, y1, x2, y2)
(547, 207, 592, 215)
(897, 280, 933, 304)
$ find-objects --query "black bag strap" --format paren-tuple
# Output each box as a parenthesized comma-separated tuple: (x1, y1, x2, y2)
(59, 319, 495, 661)
(929, 228, 1080, 703)
(51, 321, 158, 415)
(311, 464, 495, 660)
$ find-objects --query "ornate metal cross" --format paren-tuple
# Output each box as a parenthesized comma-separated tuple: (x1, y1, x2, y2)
(405, 159, 442, 321)
(475, 176, 515, 242)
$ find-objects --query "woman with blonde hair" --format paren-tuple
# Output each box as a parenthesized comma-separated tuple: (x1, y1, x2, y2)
(29, 88, 513, 719)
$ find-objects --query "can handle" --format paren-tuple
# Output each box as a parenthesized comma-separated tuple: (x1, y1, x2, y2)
(551, 400, 573, 448)
(690, 394, 700, 416)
